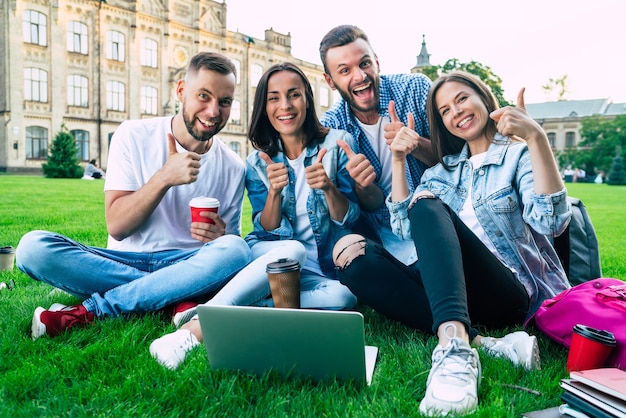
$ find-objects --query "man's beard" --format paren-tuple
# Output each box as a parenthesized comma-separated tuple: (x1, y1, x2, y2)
(335, 76, 380, 114)
(182, 107, 220, 142)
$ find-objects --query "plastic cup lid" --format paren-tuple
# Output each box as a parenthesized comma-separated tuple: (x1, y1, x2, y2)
(189, 197, 220, 208)
(573, 324, 617, 346)
(0, 246, 15, 254)
(266, 258, 300, 273)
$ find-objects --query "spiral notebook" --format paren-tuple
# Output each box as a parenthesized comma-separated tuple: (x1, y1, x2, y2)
(196, 305, 378, 385)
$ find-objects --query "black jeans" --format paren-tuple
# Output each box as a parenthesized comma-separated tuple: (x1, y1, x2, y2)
(336, 198, 530, 339)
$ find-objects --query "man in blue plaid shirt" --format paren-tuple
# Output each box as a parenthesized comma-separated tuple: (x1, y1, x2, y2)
(319, 25, 435, 271)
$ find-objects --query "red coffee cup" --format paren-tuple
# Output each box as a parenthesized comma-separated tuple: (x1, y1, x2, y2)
(566, 324, 616, 372)
(189, 197, 220, 224)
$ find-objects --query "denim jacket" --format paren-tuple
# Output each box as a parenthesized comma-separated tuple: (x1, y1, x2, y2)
(245, 128, 360, 279)
(387, 135, 572, 316)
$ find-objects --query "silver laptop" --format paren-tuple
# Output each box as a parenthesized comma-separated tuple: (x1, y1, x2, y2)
(196, 305, 378, 385)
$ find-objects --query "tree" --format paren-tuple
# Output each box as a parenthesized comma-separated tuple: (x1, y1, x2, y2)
(578, 114, 626, 176)
(420, 59, 510, 108)
(42, 125, 83, 179)
(542, 75, 570, 101)
(607, 154, 626, 185)
(555, 148, 597, 180)
(420, 66, 440, 86)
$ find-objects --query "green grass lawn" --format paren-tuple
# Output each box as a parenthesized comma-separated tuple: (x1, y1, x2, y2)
(0, 175, 624, 417)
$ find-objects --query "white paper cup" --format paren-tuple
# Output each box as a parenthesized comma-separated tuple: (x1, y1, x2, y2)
(0, 246, 16, 271)
(189, 197, 220, 224)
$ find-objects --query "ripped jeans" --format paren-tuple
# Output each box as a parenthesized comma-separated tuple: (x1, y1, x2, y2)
(332, 197, 530, 338)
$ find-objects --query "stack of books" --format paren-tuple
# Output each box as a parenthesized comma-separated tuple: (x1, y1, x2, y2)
(559, 368, 626, 417)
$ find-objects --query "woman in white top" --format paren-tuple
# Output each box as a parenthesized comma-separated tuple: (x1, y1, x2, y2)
(150, 62, 359, 370)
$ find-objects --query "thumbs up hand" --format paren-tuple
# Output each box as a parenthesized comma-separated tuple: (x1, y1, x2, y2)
(384, 100, 406, 145)
(167, 132, 178, 156)
(337, 139, 376, 189)
(384, 100, 433, 164)
(305, 148, 332, 190)
(389, 112, 419, 162)
(162, 134, 202, 185)
(490, 88, 540, 142)
(259, 151, 289, 192)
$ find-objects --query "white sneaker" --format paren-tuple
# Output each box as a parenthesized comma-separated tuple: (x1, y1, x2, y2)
(481, 331, 541, 371)
(419, 324, 481, 417)
(149, 328, 200, 370)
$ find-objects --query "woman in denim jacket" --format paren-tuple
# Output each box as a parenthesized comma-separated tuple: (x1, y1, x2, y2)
(340, 71, 570, 416)
(243, 62, 359, 307)
(150, 62, 358, 370)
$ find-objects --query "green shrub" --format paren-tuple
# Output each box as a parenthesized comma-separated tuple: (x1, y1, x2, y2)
(607, 155, 626, 185)
(42, 126, 83, 179)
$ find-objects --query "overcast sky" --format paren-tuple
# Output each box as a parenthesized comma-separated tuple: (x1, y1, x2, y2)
(226, 0, 626, 104)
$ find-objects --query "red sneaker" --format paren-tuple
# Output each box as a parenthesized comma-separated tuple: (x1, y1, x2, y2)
(32, 304, 95, 339)
(171, 301, 199, 328)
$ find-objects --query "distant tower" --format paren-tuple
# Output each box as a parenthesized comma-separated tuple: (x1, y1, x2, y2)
(411, 34, 431, 74)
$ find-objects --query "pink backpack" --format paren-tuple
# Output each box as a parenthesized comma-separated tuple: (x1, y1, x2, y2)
(527, 278, 626, 370)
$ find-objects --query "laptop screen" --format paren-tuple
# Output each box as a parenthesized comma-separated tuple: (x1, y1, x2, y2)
(197, 305, 377, 385)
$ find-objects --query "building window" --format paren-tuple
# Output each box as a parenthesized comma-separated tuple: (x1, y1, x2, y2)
(250, 64, 263, 87)
(67, 75, 88, 107)
(24, 68, 48, 102)
(230, 100, 241, 125)
(229, 141, 241, 156)
(140, 39, 158, 68)
(232, 59, 241, 84)
(26, 126, 48, 159)
(140, 86, 158, 115)
(71, 129, 89, 161)
(319, 86, 329, 107)
(566, 131, 576, 148)
(67, 21, 88, 54)
(23, 10, 47, 46)
(547, 132, 556, 148)
(106, 31, 125, 62)
(106, 80, 125, 111)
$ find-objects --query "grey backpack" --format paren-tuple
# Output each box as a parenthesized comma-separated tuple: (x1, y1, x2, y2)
(552, 197, 602, 286)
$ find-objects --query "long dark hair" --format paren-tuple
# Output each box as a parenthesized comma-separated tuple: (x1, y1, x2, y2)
(427, 71, 500, 167)
(248, 62, 329, 157)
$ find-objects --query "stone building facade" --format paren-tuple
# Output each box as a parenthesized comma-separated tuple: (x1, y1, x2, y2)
(3, 1, 624, 173)
(0, 0, 334, 172)
(526, 99, 626, 151)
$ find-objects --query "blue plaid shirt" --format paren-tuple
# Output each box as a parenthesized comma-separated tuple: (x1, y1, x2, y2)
(321, 73, 432, 264)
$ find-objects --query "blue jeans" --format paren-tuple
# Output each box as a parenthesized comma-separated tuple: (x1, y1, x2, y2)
(207, 240, 356, 310)
(16, 230, 252, 317)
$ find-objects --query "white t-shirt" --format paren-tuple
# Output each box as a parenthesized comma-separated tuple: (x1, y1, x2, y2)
(459, 152, 502, 260)
(104, 116, 245, 251)
(287, 153, 323, 276)
(357, 116, 392, 192)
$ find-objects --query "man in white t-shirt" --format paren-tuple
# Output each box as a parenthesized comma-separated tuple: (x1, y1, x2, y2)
(16, 52, 252, 339)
